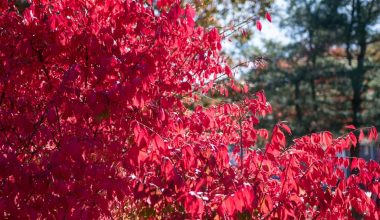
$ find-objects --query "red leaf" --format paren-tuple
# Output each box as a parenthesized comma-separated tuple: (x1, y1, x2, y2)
(374, 127, 379, 141)
(23, 6, 36, 25)
(241, 186, 254, 208)
(216, 145, 230, 169)
(344, 125, 356, 130)
(180, 82, 191, 91)
(161, 158, 174, 180)
(260, 194, 273, 214)
(133, 122, 148, 147)
(351, 199, 365, 214)
(152, 134, 165, 151)
(185, 4, 196, 18)
(369, 183, 379, 198)
(322, 131, 333, 147)
(243, 84, 248, 94)
(185, 194, 204, 216)
(311, 133, 321, 144)
(369, 127, 378, 142)
(275, 130, 286, 146)
(225, 66, 232, 77)
(351, 157, 359, 170)
(159, 108, 166, 121)
(358, 130, 364, 142)
(256, 20, 262, 31)
(279, 122, 292, 134)
(266, 143, 280, 157)
(255, 90, 267, 103)
(194, 178, 206, 192)
(349, 132, 357, 147)
(343, 158, 349, 168)
(220, 196, 236, 216)
(49, 15, 58, 31)
(265, 12, 272, 22)
(185, 4, 196, 26)
(138, 150, 148, 165)
(257, 129, 269, 139)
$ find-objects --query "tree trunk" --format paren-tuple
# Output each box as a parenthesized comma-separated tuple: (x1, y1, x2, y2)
(310, 78, 317, 112)
(350, 72, 363, 158)
(295, 81, 303, 124)
(349, 0, 368, 158)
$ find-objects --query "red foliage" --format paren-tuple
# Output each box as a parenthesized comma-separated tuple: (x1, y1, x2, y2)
(256, 20, 262, 31)
(0, 0, 379, 219)
(265, 12, 272, 23)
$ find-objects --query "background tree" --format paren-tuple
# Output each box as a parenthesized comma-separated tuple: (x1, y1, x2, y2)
(244, 0, 380, 158)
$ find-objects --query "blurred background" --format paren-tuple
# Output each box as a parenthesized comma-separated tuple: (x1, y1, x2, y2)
(192, 0, 380, 160)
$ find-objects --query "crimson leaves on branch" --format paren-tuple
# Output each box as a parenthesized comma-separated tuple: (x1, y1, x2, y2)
(0, 0, 379, 219)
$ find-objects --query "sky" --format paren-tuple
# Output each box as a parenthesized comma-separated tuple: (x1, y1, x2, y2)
(221, 0, 291, 61)
(251, 0, 291, 48)
(218, 0, 291, 79)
